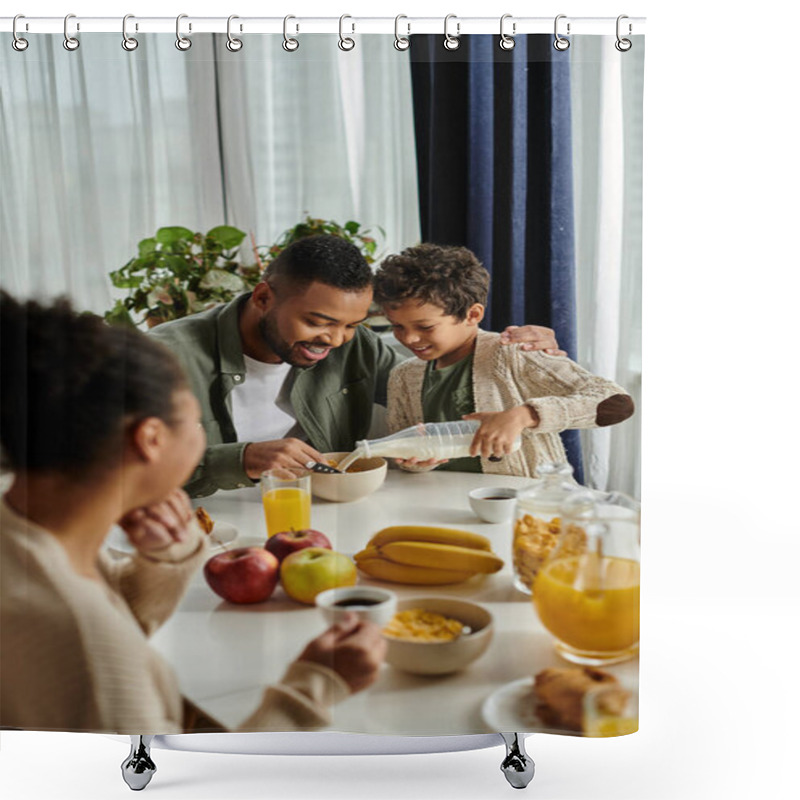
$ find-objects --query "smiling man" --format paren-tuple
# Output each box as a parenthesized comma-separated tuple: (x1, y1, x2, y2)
(151, 235, 561, 497)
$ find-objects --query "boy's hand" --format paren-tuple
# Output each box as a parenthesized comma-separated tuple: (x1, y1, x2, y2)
(297, 614, 387, 694)
(463, 407, 539, 459)
(500, 324, 566, 356)
(395, 456, 449, 470)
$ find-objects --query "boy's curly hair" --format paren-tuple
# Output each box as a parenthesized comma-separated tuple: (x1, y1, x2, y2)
(373, 244, 490, 321)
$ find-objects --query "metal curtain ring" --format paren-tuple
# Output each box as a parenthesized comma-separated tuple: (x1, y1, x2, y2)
(63, 13, 79, 51)
(443, 14, 460, 51)
(282, 15, 299, 51)
(122, 14, 138, 51)
(12, 14, 29, 51)
(499, 14, 515, 51)
(226, 15, 243, 52)
(554, 14, 570, 51)
(394, 14, 410, 51)
(338, 14, 355, 51)
(615, 14, 632, 51)
(175, 14, 192, 51)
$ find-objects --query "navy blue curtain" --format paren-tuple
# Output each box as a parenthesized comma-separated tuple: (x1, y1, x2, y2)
(409, 35, 583, 481)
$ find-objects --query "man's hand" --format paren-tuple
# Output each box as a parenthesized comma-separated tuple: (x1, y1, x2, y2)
(500, 324, 566, 356)
(463, 406, 539, 459)
(243, 438, 325, 478)
(119, 489, 195, 553)
(297, 613, 387, 693)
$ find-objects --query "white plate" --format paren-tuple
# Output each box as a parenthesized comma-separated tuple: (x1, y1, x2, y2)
(104, 520, 238, 555)
(481, 678, 543, 732)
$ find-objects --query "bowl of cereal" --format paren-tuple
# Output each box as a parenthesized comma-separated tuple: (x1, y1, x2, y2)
(381, 597, 494, 675)
(311, 452, 388, 503)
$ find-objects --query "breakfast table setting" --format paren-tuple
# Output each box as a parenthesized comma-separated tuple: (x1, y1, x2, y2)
(108, 464, 639, 736)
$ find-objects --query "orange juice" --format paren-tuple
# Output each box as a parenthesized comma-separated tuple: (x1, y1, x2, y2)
(533, 556, 639, 655)
(262, 488, 311, 536)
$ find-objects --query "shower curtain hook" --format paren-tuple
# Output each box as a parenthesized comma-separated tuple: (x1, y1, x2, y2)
(443, 14, 460, 50)
(63, 14, 80, 51)
(338, 14, 355, 51)
(499, 14, 515, 51)
(615, 14, 632, 51)
(175, 14, 192, 51)
(282, 15, 299, 52)
(394, 14, 411, 51)
(122, 15, 139, 51)
(554, 14, 570, 51)
(226, 15, 243, 52)
(12, 14, 29, 51)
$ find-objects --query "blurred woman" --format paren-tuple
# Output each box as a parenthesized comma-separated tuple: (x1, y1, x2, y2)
(0, 291, 385, 733)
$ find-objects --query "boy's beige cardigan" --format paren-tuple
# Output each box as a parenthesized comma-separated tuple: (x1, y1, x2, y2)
(387, 329, 634, 478)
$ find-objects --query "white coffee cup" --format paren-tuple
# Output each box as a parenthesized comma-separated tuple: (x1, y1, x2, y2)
(468, 486, 518, 523)
(316, 586, 398, 627)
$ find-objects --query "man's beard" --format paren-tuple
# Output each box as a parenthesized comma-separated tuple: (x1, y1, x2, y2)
(257, 311, 301, 366)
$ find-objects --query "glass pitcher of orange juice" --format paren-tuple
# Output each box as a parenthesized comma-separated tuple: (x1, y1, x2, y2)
(532, 490, 640, 666)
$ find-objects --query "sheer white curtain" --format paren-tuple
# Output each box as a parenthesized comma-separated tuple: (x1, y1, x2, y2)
(0, 34, 420, 314)
(214, 35, 421, 258)
(0, 35, 223, 314)
(571, 38, 644, 498)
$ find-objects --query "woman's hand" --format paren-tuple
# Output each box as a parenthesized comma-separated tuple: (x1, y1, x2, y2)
(118, 488, 195, 553)
(297, 614, 387, 693)
(463, 406, 539, 459)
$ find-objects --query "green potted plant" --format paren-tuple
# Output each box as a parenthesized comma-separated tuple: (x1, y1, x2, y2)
(255, 216, 383, 269)
(106, 217, 384, 328)
(105, 225, 259, 328)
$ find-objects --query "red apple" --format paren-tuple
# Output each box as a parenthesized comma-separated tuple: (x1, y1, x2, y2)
(280, 547, 357, 605)
(204, 547, 280, 604)
(265, 528, 332, 563)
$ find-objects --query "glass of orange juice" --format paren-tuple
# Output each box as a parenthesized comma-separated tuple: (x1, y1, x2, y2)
(533, 490, 640, 666)
(260, 469, 312, 537)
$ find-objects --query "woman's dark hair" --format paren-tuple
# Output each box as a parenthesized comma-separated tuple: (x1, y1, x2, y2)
(263, 235, 373, 295)
(373, 244, 490, 320)
(0, 291, 188, 474)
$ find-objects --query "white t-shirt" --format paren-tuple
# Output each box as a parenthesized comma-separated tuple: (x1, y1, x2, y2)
(230, 356, 305, 444)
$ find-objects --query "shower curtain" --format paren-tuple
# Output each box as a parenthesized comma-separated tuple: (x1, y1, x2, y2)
(0, 24, 643, 741)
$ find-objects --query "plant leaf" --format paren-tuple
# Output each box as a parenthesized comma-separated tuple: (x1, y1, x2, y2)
(104, 301, 136, 328)
(207, 225, 246, 250)
(199, 269, 246, 292)
(156, 226, 195, 246)
(138, 238, 158, 257)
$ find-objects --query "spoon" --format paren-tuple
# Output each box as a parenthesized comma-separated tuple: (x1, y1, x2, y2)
(309, 461, 343, 474)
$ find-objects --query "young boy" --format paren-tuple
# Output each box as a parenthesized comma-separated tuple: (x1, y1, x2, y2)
(372, 244, 634, 477)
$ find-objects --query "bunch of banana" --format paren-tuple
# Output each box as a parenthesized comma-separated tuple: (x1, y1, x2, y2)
(354, 525, 504, 585)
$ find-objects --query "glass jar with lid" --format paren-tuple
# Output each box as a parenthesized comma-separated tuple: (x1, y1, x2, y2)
(511, 462, 580, 594)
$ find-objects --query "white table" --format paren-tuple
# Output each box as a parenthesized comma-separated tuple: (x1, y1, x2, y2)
(151, 469, 639, 735)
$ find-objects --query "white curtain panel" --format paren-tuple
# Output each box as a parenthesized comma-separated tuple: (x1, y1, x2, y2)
(0, 35, 223, 314)
(213, 35, 421, 259)
(0, 34, 420, 314)
(571, 37, 644, 498)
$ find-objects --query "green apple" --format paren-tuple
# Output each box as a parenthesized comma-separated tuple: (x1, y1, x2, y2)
(280, 547, 357, 604)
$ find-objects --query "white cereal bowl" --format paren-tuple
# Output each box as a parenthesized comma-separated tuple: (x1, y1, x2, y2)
(383, 597, 494, 676)
(312, 452, 388, 503)
(468, 487, 518, 523)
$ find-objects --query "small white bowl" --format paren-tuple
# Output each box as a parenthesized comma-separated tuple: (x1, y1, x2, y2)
(316, 586, 397, 627)
(383, 597, 494, 676)
(468, 487, 518, 523)
(311, 452, 388, 503)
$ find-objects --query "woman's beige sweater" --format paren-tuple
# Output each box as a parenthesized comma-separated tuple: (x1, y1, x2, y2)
(387, 330, 633, 478)
(0, 499, 349, 734)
